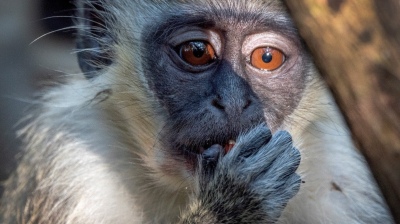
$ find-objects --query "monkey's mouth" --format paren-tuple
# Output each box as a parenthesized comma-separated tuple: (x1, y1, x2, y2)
(199, 139, 236, 154)
(182, 139, 236, 158)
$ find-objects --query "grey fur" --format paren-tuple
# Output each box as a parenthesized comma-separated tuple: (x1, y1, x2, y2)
(180, 125, 301, 223)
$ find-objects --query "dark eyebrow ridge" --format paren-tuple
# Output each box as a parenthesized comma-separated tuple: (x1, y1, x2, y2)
(145, 8, 298, 44)
(145, 14, 216, 44)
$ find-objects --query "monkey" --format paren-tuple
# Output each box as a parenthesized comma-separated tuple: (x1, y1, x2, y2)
(0, 0, 394, 223)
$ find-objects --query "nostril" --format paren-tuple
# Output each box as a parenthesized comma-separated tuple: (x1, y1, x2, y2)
(243, 99, 252, 110)
(212, 98, 225, 110)
(212, 96, 252, 111)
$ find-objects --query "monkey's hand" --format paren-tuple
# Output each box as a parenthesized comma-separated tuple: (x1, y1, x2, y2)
(179, 124, 301, 224)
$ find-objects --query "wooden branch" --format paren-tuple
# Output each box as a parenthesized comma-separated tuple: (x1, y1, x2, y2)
(283, 0, 400, 222)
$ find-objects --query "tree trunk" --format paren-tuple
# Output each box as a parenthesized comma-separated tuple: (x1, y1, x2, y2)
(283, 0, 400, 223)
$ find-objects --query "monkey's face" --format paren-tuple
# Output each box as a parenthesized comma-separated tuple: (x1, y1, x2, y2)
(77, 0, 312, 188)
(140, 2, 309, 172)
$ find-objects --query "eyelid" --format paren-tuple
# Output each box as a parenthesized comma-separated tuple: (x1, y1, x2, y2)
(242, 32, 292, 57)
(169, 30, 209, 46)
(169, 29, 222, 56)
(243, 32, 299, 75)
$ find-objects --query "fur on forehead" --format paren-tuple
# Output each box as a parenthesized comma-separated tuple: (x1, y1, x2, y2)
(101, 0, 290, 29)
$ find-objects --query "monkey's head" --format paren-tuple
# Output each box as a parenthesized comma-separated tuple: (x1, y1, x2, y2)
(77, 0, 317, 189)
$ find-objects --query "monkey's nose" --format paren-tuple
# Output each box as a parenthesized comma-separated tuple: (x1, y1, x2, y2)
(211, 94, 252, 115)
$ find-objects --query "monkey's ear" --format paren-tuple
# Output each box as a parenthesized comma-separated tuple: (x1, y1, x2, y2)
(76, 0, 113, 78)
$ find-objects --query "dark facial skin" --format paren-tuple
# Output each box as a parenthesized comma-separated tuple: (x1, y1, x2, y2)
(140, 2, 309, 165)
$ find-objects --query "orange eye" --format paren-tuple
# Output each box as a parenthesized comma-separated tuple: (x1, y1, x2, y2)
(250, 47, 285, 71)
(178, 41, 216, 66)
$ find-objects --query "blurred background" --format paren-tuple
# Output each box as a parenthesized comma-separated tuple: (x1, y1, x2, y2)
(0, 0, 79, 194)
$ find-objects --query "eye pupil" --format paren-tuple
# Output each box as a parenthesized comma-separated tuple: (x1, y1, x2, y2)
(262, 52, 273, 63)
(191, 42, 206, 58)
